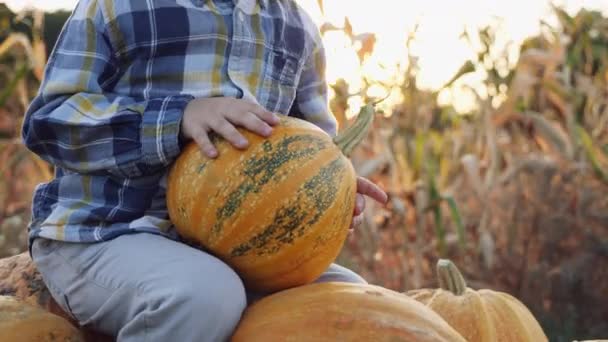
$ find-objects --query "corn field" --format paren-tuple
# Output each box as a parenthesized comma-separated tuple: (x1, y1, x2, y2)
(0, 3, 607, 341)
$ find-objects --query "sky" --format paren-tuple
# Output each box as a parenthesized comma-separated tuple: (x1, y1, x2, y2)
(4, 0, 607, 112)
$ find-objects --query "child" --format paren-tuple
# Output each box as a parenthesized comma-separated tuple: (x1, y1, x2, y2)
(22, 0, 388, 341)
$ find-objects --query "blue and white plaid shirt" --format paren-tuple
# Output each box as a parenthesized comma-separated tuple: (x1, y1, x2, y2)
(22, 0, 335, 245)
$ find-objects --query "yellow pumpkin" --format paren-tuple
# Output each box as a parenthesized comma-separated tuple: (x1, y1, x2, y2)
(0, 296, 84, 342)
(407, 259, 548, 342)
(231, 282, 467, 342)
(167, 105, 375, 292)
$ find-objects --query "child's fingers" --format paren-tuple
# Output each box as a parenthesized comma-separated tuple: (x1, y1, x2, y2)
(193, 131, 218, 158)
(349, 213, 364, 231)
(245, 103, 280, 125)
(228, 111, 273, 138)
(356, 177, 388, 205)
(209, 118, 249, 150)
(353, 193, 365, 216)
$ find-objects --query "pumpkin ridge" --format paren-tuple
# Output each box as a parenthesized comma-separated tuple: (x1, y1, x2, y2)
(487, 291, 530, 341)
(482, 290, 546, 341)
(232, 167, 354, 289)
(180, 131, 334, 246)
(229, 156, 347, 258)
(238, 225, 344, 283)
(474, 289, 496, 341)
(211, 134, 332, 236)
(208, 144, 342, 252)
(424, 288, 444, 308)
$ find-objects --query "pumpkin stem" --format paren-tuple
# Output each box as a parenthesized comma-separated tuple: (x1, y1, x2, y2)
(436, 259, 467, 296)
(333, 103, 376, 157)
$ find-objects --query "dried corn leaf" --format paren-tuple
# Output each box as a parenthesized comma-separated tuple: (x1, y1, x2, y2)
(526, 111, 574, 158)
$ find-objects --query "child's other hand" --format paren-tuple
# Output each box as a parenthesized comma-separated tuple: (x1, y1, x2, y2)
(181, 98, 280, 158)
(349, 176, 388, 234)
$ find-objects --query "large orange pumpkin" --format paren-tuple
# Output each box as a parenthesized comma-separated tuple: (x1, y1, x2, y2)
(407, 259, 548, 342)
(0, 295, 84, 342)
(231, 282, 467, 342)
(167, 105, 375, 292)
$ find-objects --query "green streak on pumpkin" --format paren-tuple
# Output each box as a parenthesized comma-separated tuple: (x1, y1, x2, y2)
(212, 135, 330, 234)
(197, 162, 208, 174)
(230, 157, 346, 257)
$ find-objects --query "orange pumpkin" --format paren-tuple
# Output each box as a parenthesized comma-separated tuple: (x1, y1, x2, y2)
(167, 105, 375, 292)
(0, 253, 113, 342)
(407, 259, 548, 342)
(231, 282, 467, 342)
(0, 295, 84, 342)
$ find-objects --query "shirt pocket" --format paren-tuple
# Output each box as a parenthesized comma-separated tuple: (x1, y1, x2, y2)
(262, 50, 302, 113)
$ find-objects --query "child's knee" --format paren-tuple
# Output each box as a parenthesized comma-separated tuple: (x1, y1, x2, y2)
(140, 263, 246, 340)
(176, 263, 247, 332)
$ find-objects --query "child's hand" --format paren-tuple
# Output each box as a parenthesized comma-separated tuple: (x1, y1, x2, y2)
(349, 176, 388, 233)
(181, 98, 280, 158)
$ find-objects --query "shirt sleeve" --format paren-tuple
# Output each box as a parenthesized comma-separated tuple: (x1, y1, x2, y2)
(21, 0, 193, 178)
(288, 27, 337, 137)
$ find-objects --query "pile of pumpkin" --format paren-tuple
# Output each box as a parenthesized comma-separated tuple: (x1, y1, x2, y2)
(1, 106, 549, 341)
(0, 255, 548, 341)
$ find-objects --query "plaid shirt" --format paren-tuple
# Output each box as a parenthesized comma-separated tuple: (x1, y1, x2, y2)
(22, 0, 335, 245)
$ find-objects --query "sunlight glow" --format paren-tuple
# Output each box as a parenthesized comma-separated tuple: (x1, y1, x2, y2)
(298, 0, 607, 113)
(5, 0, 607, 113)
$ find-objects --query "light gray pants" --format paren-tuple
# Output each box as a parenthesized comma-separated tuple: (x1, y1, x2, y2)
(31, 233, 365, 342)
